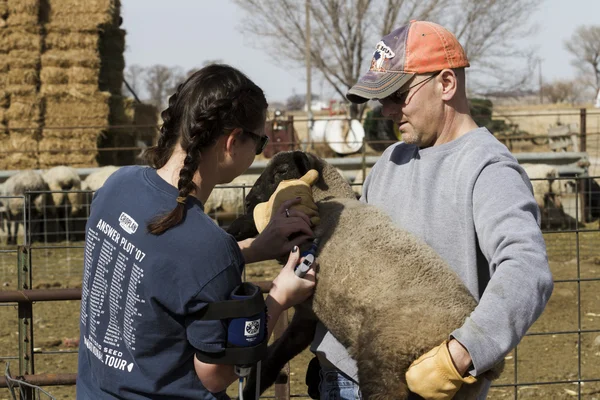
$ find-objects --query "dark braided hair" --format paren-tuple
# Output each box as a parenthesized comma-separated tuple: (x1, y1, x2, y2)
(145, 64, 268, 235)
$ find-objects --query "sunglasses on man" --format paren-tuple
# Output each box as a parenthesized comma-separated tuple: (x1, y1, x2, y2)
(384, 71, 442, 105)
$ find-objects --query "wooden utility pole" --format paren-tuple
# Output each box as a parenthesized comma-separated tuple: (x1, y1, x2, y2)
(305, 0, 312, 139)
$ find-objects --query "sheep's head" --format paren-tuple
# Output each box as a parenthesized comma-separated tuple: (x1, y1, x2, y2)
(227, 151, 354, 241)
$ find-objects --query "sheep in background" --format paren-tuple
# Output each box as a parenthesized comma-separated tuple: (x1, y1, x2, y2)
(42, 166, 83, 215)
(0, 182, 7, 236)
(3, 170, 52, 245)
(520, 163, 577, 230)
(82, 166, 121, 191)
(229, 151, 503, 400)
(204, 174, 259, 215)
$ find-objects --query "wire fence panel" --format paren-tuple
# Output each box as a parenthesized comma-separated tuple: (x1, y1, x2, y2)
(1, 174, 600, 399)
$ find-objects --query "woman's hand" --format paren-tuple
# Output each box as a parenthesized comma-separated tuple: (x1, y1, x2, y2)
(246, 198, 315, 262)
(269, 246, 317, 310)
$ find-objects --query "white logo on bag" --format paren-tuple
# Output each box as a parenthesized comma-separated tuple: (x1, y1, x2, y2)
(119, 212, 138, 234)
(245, 319, 260, 337)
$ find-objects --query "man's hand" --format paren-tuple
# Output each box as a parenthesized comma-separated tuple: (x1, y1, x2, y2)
(253, 169, 320, 233)
(405, 339, 476, 400)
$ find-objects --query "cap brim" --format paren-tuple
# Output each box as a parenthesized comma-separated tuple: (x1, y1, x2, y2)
(346, 70, 415, 104)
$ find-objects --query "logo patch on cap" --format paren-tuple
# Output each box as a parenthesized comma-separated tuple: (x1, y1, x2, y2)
(370, 41, 395, 72)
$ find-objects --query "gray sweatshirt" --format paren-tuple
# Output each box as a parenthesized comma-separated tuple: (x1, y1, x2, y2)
(311, 128, 554, 384)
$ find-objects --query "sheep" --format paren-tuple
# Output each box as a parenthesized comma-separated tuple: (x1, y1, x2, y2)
(204, 174, 259, 215)
(81, 166, 121, 191)
(2, 170, 52, 245)
(42, 166, 83, 215)
(519, 163, 577, 230)
(228, 151, 503, 400)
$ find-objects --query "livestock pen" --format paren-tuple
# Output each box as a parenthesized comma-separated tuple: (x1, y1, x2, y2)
(0, 174, 599, 400)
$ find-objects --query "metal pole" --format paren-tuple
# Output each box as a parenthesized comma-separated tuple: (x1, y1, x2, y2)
(579, 108, 586, 153)
(305, 0, 312, 142)
(17, 246, 34, 400)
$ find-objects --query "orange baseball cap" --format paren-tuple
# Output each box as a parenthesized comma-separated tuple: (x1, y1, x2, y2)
(347, 20, 470, 104)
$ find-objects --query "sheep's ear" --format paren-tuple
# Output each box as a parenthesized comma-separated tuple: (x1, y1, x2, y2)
(292, 151, 311, 176)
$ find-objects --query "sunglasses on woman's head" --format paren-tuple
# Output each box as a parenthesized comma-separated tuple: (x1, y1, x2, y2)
(244, 130, 269, 155)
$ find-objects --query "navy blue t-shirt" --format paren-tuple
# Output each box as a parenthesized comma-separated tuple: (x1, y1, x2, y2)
(77, 166, 244, 399)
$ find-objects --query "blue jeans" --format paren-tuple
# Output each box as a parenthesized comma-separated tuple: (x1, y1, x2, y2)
(319, 369, 362, 400)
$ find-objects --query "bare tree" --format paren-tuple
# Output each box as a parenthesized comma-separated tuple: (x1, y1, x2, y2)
(144, 65, 185, 109)
(234, 0, 541, 117)
(565, 25, 600, 95)
(541, 79, 583, 105)
(124, 64, 145, 94)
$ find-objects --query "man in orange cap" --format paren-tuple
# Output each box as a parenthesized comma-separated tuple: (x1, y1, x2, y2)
(310, 20, 554, 399)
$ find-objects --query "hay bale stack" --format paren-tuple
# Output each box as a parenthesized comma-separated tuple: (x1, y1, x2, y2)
(37, 0, 125, 168)
(5, 94, 41, 169)
(0, 0, 42, 169)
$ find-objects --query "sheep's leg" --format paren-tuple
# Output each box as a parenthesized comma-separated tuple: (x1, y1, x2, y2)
(242, 307, 318, 400)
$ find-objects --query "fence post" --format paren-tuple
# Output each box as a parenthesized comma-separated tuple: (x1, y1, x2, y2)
(17, 245, 34, 400)
(274, 309, 290, 400)
(579, 108, 586, 153)
(287, 115, 295, 151)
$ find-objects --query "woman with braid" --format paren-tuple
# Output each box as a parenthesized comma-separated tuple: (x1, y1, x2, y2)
(77, 64, 317, 399)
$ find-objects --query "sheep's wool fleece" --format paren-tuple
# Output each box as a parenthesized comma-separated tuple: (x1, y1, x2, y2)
(311, 128, 553, 393)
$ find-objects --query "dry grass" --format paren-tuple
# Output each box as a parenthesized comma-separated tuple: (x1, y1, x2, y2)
(0, 90, 8, 107)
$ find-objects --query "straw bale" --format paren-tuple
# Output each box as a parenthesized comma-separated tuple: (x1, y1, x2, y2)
(42, 124, 107, 139)
(6, 13, 38, 27)
(0, 107, 5, 122)
(39, 151, 98, 169)
(45, 31, 99, 51)
(40, 84, 99, 98)
(0, 1, 7, 17)
(49, 0, 118, 14)
(7, 50, 39, 69)
(39, 135, 99, 152)
(5, 152, 38, 169)
(40, 67, 68, 84)
(0, 90, 8, 107)
(69, 67, 99, 85)
(45, 13, 119, 32)
(0, 18, 6, 28)
(41, 50, 100, 69)
(0, 54, 8, 72)
(0, 29, 41, 52)
(7, 0, 39, 15)
(5, 85, 36, 96)
(7, 68, 39, 86)
(44, 92, 110, 124)
(0, 72, 6, 87)
(7, 131, 37, 150)
(41, 127, 105, 140)
(6, 95, 41, 123)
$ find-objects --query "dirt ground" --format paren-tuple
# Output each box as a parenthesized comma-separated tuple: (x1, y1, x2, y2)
(0, 231, 599, 399)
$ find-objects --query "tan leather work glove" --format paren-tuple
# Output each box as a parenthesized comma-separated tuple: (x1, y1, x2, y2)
(405, 340, 477, 400)
(253, 169, 320, 233)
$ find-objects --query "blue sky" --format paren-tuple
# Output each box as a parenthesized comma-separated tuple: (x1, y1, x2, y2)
(121, 0, 600, 103)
